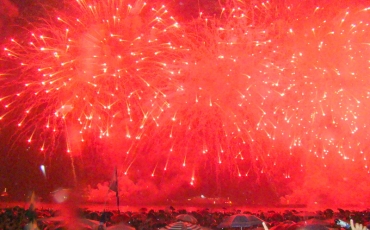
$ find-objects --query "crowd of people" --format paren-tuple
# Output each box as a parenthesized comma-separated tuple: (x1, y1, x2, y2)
(1, 203, 370, 229)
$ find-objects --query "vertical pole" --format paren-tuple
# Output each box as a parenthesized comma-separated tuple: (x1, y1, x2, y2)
(115, 167, 120, 213)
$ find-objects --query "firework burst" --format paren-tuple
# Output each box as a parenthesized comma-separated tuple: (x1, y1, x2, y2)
(1, 0, 370, 204)
(270, 4, 370, 170)
(1, 0, 186, 154)
(120, 2, 370, 189)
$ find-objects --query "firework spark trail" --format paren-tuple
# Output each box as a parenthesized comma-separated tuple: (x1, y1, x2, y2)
(1, 0, 187, 154)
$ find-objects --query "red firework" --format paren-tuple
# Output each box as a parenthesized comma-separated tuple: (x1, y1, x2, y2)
(118, 1, 370, 200)
(1, 0, 370, 205)
(1, 0, 186, 154)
